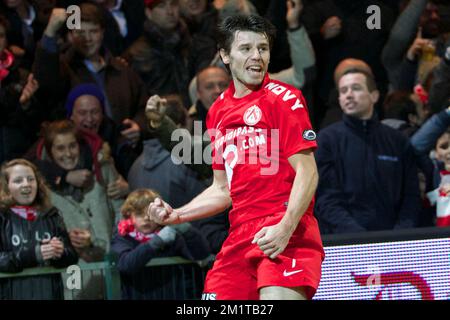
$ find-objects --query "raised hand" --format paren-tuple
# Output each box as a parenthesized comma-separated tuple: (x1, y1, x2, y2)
(286, 0, 303, 30)
(44, 8, 68, 38)
(320, 16, 342, 40)
(407, 27, 434, 61)
(145, 95, 167, 129)
(19, 73, 39, 106)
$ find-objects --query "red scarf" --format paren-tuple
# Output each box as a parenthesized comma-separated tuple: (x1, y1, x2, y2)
(118, 218, 156, 243)
(11, 205, 38, 221)
(414, 84, 429, 105)
(0, 50, 14, 82)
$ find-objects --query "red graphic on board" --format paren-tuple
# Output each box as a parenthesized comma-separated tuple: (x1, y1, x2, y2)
(351, 271, 434, 300)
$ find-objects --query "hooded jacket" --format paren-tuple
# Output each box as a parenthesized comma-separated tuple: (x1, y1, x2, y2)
(315, 113, 421, 234)
(0, 207, 78, 299)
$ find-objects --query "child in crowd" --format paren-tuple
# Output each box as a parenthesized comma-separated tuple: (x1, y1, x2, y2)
(423, 128, 450, 226)
(411, 107, 450, 226)
(0, 159, 78, 299)
(111, 189, 210, 300)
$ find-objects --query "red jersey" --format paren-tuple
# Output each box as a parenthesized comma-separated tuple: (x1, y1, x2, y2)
(206, 75, 317, 228)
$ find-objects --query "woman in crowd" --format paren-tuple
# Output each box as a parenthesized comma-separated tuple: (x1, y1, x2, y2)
(30, 119, 128, 298)
(0, 158, 78, 299)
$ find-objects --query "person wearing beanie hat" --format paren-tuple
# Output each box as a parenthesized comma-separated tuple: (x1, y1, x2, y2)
(65, 83, 139, 177)
(66, 83, 105, 118)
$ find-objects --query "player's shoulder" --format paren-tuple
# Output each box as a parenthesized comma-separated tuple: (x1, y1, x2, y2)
(263, 78, 306, 111)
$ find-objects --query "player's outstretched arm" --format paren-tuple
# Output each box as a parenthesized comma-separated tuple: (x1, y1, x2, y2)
(147, 170, 231, 225)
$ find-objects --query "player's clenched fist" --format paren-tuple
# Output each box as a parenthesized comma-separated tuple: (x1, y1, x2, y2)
(146, 198, 180, 225)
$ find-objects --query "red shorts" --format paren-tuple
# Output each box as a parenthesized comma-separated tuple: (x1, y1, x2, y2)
(202, 213, 325, 300)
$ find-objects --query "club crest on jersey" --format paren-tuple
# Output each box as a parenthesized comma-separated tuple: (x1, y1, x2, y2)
(244, 105, 262, 126)
(303, 129, 316, 141)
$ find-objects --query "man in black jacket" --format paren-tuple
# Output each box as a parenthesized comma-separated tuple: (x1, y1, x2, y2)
(315, 68, 422, 234)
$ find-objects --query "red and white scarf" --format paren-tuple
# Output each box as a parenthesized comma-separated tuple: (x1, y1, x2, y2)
(0, 49, 14, 82)
(11, 205, 38, 222)
(118, 218, 156, 243)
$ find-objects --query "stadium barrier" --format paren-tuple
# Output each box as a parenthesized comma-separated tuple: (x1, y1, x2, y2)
(1, 227, 450, 300)
(0, 254, 214, 300)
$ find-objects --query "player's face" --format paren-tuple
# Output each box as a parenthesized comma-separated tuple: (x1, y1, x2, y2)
(338, 73, 378, 120)
(7, 165, 38, 206)
(133, 213, 159, 234)
(220, 31, 270, 97)
(51, 133, 80, 171)
(71, 95, 104, 133)
(197, 67, 229, 109)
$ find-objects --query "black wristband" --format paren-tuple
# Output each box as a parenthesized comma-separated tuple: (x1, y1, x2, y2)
(288, 22, 303, 32)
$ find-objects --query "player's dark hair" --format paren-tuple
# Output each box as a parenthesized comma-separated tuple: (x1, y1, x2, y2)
(216, 14, 276, 54)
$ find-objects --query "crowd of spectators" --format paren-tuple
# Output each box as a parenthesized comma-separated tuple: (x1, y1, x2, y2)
(0, 0, 449, 299)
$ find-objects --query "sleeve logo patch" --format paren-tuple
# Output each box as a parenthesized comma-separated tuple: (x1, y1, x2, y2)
(303, 130, 316, 141)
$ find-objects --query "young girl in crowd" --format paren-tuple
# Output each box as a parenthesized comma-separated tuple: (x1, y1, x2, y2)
(411, 107, 450, 227)
(0, 159, 78, 299)
(111, 189, 210, 300)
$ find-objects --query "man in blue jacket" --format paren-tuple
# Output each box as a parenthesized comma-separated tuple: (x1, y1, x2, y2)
(315, 67, 422, 234)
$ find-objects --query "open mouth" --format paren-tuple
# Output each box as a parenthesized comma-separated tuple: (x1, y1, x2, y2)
(60, 158, 77, 169)
(247, 65, 263, 75)
(20, 190, 32, 197)
(83, 124, 97, 131)
(345, 101, 356, 108)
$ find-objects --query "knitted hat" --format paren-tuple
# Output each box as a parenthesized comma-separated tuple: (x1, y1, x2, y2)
(65, 83, 105, 117)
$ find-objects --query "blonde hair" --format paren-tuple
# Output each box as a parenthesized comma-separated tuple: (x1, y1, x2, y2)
(0, 159, 52, 211)
(120, 189, 160, 218)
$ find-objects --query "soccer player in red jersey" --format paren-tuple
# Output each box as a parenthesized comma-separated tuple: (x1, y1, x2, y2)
(147, 12, 324, 300)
